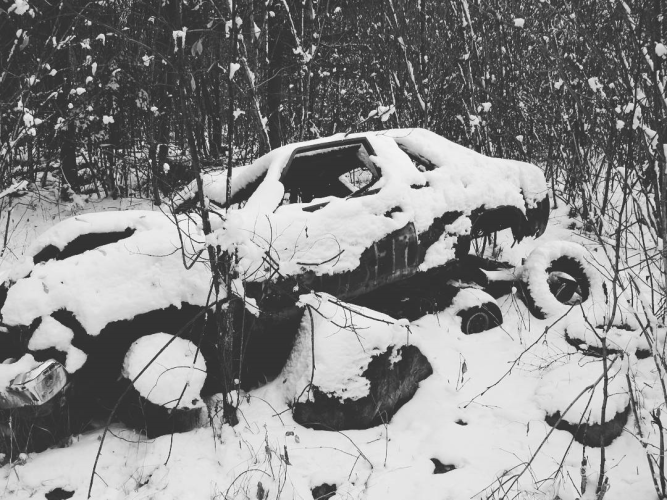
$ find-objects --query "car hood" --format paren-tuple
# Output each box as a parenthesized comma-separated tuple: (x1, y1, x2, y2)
(1, 211, 214, 336)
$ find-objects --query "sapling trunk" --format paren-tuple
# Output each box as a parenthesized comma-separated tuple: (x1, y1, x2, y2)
(179, 53, 238, 424)
(223, 0, 238, 419)
(596, 336, 608, 495)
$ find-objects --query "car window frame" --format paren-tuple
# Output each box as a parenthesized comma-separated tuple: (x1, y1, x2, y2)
(278, 138, 381, 207)
(279, 137, 378, 182)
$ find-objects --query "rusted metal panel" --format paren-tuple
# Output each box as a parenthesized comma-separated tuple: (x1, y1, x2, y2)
(293, 222, 419, 300)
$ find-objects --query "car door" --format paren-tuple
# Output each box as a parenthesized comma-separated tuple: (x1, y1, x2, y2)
(277, 138, 420, 301)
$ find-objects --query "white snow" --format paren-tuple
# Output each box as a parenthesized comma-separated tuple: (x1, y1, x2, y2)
(172, 29, 187, 52)
(448, 287, 496, 314)
(381, 128, 547, 206)
(421, 213, 470, 272)
(282, 294, 411, 402)
(535, 355, 630, 424)
(122, 333, 207, 409)
(229, 62, 240, 80)
(2, 211, 214, 336)
(22, 112, 33, 128)
(587, 77, 606, 98)
(28, 317, 87, 373)
(0, 180, 28, 200)
(64, 348, 87, 373)
(8, 0, 30, 15)
(376, 104, 395, 121)
(567, 324, 645, 356)
(2, 130, 664, 500)
(0, 195, 663, 500)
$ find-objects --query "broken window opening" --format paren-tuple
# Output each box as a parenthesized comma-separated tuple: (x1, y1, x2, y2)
(280, 139, 379, 205)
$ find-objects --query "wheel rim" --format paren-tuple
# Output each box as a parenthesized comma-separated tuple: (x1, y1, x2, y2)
(547, 271, 582, 304)
(546, 256, 589, 305)
(465, 311, 490, 334)
(521, 242, 603, 320)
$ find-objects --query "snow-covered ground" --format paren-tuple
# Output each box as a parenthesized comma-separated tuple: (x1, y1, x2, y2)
(0, 190, 664, 500)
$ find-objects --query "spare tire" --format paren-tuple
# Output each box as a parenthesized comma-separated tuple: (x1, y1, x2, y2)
(519, 242, 607, 320)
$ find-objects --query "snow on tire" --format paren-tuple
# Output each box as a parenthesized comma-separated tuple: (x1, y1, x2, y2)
(520, 242, 607, 321)
(120, 333, 207, 436)
(123, 333, 207, 409)
(449, 288, 502, 335)
(536, 354, 630, 447)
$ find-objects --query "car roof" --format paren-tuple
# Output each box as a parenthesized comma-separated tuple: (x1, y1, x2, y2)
(175, 128, 547, 214)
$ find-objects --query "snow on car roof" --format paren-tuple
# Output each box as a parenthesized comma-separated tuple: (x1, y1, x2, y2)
(376, 128, 547, 207)
(177, 128, 547, 212)
(173, 134, 352, 210)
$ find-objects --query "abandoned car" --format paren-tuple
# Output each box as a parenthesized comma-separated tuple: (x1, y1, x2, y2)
(0, 128, 572, 450)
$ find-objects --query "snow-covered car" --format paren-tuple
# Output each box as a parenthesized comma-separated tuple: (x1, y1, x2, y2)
(0, 128, 553, 450)
(176, 128, 550, 327)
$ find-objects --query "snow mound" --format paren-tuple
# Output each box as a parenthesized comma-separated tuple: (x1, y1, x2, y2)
(535, 355, 629, 424)
(1, 211, 213, 336)
(378, 128, 547, 208)
(122, 333, 207, 409)
(28, 317, 87, 373)
(448, 287, 496, 314)
(566, 324, 645, 357)
(281, 294, 411, 402)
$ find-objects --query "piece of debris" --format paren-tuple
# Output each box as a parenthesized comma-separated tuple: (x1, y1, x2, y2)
(311, 483, 337, 500)
(430, 458, 456, 474)
(45, 488, 74, 500)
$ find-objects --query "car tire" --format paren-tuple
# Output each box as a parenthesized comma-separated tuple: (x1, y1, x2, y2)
(449, 288, 502, 334)
(116, 382, 206, 438)
(519, 242, 606, 320)
(117, 333, 208, 437)
(457, 302, 502, 335)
